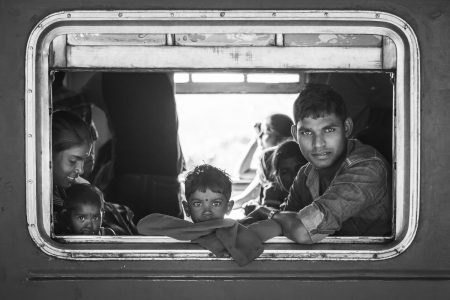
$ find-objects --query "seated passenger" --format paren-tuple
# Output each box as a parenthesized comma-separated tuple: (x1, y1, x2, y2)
(52, 111, 138, 235)
(269, 140, 307, 208)
(57, 183, 115, 235)
(250, 84, 392, 243)
(232, 114, 293, 211)
(240, 140, 307, 225)
(137, 164, 280, 266)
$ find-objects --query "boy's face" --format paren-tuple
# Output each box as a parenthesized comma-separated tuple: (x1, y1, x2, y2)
(183, 188, 234, 223)
(68, 203, 102, 235)
(53, 144, 91, 188)
(292, 113, 352, 170)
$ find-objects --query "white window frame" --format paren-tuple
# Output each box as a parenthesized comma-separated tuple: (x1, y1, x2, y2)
(25, 10, 420, 261)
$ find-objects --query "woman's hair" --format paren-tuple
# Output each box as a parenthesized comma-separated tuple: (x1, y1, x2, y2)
(266, 113, 293, 138)
(52, 110, 93, 154)
(272, 140, 307, 190)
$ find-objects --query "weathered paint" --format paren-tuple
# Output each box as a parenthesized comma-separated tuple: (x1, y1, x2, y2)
(63, 45, 383, 69)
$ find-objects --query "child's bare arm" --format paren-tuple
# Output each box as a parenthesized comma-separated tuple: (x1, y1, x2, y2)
(247, 219, 282, 242)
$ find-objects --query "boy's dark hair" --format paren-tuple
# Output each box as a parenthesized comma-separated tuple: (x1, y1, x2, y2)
(293, 83, 347, 124)
(184, 164, 232, 201)
(63, 183, 104, 212)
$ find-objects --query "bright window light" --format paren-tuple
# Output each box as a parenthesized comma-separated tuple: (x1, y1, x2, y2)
(174, 73, 190, 83)
(192, 73, 244, 82)
(175, 93, 296, 175)
(247, 73, 300, 83)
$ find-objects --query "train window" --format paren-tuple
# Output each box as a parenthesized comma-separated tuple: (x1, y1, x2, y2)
(25, 11, 419, 261)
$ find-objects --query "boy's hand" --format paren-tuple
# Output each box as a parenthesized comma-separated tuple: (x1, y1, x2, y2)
(247, 205, 272, 221)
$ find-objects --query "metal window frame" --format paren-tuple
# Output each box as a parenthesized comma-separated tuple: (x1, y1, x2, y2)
(25, 10, 420, 261)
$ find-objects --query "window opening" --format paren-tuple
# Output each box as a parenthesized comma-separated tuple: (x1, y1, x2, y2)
(25, 10, 419, 261)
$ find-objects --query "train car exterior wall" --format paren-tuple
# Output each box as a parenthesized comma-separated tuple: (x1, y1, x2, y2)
(1, 0, 450, 299)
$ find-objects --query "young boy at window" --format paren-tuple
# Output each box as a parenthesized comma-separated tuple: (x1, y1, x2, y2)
(57, 183, 115, 235)
(251, 84, 392, 243)
(137, 164, 280, 266)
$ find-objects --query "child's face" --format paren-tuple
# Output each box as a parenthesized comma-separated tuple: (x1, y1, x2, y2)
(292, 113, 352, 170)
(68, 203, 102, 235)
(53, 144, 91, 188)
(183, 188, 234, 223)
(277, 156, 303, 191)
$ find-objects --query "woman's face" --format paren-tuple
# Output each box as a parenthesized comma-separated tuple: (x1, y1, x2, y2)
(258, 121, 280, 149)
(53, 144, 91, 188)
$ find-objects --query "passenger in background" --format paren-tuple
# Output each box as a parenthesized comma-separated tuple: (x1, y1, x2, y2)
(56, 183, 115, 235)
(250, 84, 392, 242)
(271, 140, 307, 205)
(240, 140, 307, 225)
(232, 114, 293, 212)
(138, 164, 281, 266)
(52, 111, 138, 235)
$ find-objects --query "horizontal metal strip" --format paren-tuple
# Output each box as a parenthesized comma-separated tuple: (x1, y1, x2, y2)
(60, 46, 383, 69)
(54, 235, 391, 244)
(284, 34, 382, 47)
(175, 82, 301, 94)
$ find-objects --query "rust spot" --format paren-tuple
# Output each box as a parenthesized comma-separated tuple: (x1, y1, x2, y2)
(230, 51, 240, 62)
(245, 51, 253, 61)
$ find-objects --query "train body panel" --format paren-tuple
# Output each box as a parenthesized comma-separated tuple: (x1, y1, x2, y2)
(1, 0, 450, 299)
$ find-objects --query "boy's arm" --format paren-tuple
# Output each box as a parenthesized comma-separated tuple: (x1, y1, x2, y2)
(248, 207, 313, 244)
(246, 219, 282, 242)
(271, 211, 314, 244)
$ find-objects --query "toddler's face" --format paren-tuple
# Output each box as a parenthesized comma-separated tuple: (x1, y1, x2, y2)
(184, 188, 233, 223)
(69, 203, 102, 235)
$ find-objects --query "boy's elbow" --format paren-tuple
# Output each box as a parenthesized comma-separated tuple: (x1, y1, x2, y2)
(285, 223, 313, 244)
(289, 230, 313, 244)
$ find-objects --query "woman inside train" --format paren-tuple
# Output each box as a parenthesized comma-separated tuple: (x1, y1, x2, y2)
(52, 110, 138, 235)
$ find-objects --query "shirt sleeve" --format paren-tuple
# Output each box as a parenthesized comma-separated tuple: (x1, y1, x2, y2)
(297, 158, 389, 240)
